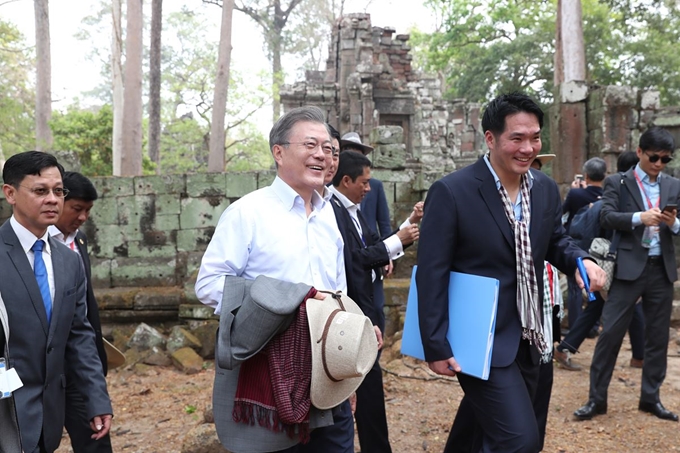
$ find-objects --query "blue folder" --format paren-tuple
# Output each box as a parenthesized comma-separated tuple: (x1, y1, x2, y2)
(401, 266, 499, 380)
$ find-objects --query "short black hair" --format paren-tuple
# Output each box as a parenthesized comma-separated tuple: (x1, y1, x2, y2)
(639, 127, 675, 154)
(332, 150, 371, 187)
(616, 151, 639, 173)
(2, 151, 64, 187)
(482, 92, 544, 136)
(328, 124, 341, 142)
(63, 171, 98, 202)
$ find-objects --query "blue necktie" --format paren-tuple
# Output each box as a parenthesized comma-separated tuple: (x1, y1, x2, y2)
(32, 240, 52, 325)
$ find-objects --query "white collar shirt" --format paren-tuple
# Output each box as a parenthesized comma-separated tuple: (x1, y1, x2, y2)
(47, 225, 81, 257)
(10, 216, 55, 303)
(195, 176, 347, 312)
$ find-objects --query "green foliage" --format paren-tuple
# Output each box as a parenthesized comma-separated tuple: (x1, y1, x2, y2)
(225, 122, 273, 171)
(184, 404, 197, 414)
(0, 19, 34, 157)
(51, 105, 114, 176)
(415, 0, 680, 105)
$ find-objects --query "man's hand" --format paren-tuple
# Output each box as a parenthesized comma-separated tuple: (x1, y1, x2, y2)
(374, 325, 383, 350)
(408, 201, 425, 224)
(349, 392, 357, 415)
(428, 357, 461, 377)
(660, 208, 678, 227)
(575, 259, 607, 292)
(641, 207, 664, 226)
(90, 414, 112, 440)
(396, 224, 419, 245)
(383, 259, 394, 278)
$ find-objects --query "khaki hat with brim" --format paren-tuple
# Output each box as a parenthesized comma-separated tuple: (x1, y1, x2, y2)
(340, 132, 374, 155)
(534, 154, 556, 165)
(307, 291, 378, 410)
(104, 339, 126, 369)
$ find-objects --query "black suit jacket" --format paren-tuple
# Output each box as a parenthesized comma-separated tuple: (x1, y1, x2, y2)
(74, 230, 108, 375)
(330, 195, 391, 326)
(600, 168, 680, 283)
(416, 159, 588, 368)
(0, 221, 111, 453)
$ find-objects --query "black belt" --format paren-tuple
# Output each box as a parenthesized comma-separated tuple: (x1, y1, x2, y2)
(647, 255, 663, 265)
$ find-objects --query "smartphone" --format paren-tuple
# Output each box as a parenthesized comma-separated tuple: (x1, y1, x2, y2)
(575, 174, 584, 182)
(663, 203, 677, 213)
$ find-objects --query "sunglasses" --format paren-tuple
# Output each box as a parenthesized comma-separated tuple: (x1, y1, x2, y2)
(645, 152, 672, 164)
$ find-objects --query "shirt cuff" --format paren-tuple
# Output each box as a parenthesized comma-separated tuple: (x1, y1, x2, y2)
(383, 234, 404, 260)
(399, 218, 412, 230)
(671, 218, 680, 234)
(632, 212, 643, 228)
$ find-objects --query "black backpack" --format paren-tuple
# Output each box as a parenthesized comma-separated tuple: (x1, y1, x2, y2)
(568, 200, 603, 251)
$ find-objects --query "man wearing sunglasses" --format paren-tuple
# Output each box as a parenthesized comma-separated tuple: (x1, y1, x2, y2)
(575, 127, 680, 422)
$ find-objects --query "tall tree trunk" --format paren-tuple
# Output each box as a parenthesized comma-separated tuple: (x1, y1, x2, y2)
(34, 0, 52, 151)
(271, 33, 282, 123)
(122, 0, 144, 176)
(148, 0, 163, 173)
(112, 0, 124, 175)
(554, 0, 563, 87)
(208, 0, 235, 173)
(561, 0, 586, 82)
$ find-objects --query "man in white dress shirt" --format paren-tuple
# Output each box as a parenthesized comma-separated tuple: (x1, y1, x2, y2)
(196, 106, 354, 452)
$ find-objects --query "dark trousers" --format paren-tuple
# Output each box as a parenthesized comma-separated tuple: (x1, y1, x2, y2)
(280, 400, 354, 453)
(445, 340, 542, 453)
(566, 275, 584, 329)
(355, 354, 392, 453)
(589, 259, 673, 405)
(559, 293, 645, 360)
(372, 277, 386, 333)
(533, 360, 553, 452)
(65, 382, 113, 453)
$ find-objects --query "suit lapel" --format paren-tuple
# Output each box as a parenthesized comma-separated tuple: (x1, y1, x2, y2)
(1, 224, 50, 335)
(332, 195, 364, 247)
(48, 237, 66, 340)
(529, 171, 545, 248)
(357, 210, 372, 247)
(75, 231, 92, 282)
(475, 160, 514, 249)
(623, 169, 645, 211)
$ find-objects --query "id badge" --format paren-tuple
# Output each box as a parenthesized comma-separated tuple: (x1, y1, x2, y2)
(0, 358, 23, 398)
(641, 225, 656, 249)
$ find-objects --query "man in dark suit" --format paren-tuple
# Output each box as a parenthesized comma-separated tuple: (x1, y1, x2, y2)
(329, 150, 419, 453)
(0, 152, 112, 453)
(574, 127, 680, 422)
(341, 133, 393, 334)
(47, 172, 112, 452)
(416, 93, 605, 452)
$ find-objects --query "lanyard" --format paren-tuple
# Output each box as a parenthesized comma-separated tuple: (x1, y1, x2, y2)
(634, 171, 659, 210)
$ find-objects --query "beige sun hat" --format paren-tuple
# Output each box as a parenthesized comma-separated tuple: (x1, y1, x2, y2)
(340, 132, 374, 155)
(306, 291, 378, 410)
(534, 153, 556, 166)
(103, 339, 126, 369)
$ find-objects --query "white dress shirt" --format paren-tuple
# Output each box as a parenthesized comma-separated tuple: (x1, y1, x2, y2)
(10, 216, 55, 303)
(195, 176, 347, 312)
(47, 225, 81, 257)
(328, 185, 404, 260)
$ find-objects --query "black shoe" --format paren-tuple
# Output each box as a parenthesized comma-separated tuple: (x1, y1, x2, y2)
(638, 402, 679, 421)
(586, 328, 600, 339)
(574, 400, 607, 420)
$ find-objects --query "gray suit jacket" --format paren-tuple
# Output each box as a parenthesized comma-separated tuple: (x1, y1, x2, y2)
(213, 275, 334, 453)
(0, 293, 22, 453)
(0, 221, 112, 453)
(600, 168, 680, 283)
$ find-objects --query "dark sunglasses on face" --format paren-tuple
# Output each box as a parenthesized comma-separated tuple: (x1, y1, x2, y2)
(645, 152, 672, 164)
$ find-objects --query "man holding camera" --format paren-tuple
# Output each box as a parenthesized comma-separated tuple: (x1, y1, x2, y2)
(574, 127, 680, 422)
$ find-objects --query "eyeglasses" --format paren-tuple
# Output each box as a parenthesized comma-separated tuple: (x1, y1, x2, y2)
(19, 185, 70, 198)
(645, 152, 672, 164)
(281, 140, 335, 156)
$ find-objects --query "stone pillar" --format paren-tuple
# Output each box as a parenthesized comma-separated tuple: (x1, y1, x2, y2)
(551, 81, 588, 187)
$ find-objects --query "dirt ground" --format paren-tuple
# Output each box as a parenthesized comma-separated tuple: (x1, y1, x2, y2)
(56, 331, 680, 453)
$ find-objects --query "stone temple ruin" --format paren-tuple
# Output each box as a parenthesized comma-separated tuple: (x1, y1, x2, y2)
(0, 13, 679, 330)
